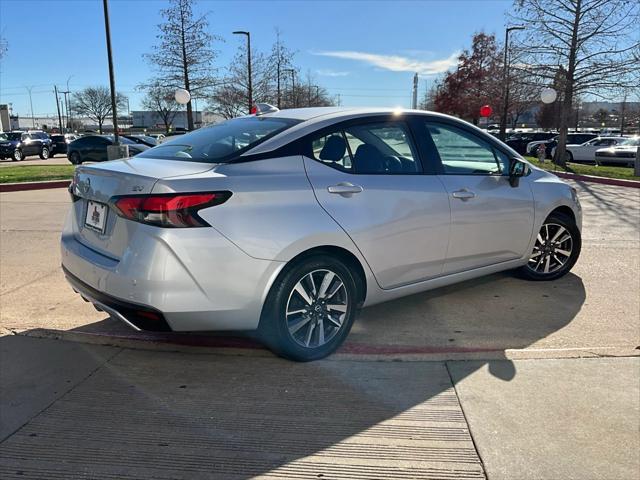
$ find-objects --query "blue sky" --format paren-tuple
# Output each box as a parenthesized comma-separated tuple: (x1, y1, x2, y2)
(0, 0, 513, 117)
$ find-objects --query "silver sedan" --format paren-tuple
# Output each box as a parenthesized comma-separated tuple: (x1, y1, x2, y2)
(62, 106, 582, 361)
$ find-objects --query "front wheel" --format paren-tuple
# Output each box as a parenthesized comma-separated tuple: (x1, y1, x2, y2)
(518, 212, 581, 281)
(260, 255, 359, 361)
(12, 149, 23, 161)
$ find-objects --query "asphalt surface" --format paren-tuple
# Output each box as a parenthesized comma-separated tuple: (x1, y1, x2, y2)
(1, 179, 639, 479)
(0, 180, 638, 357)
(0, 156, 70, 167)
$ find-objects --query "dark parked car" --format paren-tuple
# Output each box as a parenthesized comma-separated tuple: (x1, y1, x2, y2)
(67, 135, 149, 164)
(0, 131, 52, 161)
(506, 132, 557, 155)
(123, 134, 158, 147)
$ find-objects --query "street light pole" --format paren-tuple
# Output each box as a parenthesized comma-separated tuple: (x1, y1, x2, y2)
(26, 86, 35, 128)
(284, 69, 296, 107)
(499, 25, 525, 142)
(102, 0, 119, 143)
(233, 31, 252, 114)
(66, 75, 74, 132)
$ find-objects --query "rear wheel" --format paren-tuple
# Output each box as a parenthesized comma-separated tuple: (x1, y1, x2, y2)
(260, 255, 358, 361)
(518, 212, 581, 281)
(39, 147, 50, 159)
(69, 151, 81, 165)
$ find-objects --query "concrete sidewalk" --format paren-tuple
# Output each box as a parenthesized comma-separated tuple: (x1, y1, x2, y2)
(1, 335, 638, 479)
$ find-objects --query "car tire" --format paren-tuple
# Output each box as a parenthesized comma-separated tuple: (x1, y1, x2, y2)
(565, 151, 573, 163)
(518, 211, 581, 281)
(259, 255, 359, 361)
(69, 152, 82, 165)
(39, 147, 50, 160)
(12, 149, 23, 162)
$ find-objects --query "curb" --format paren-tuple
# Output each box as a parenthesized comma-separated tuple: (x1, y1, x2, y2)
(16, 328, 640, 362)
(0, 179, 71, 192)
(551, 171, 640, 188)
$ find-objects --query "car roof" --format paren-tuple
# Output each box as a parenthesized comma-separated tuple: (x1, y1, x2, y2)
(245, 107, 493, 156)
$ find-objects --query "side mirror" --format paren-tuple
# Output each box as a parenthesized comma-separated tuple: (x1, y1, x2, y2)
(508, 158, 527, 187)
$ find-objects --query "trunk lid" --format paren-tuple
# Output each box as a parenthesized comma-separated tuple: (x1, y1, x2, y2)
(72, 157, 214, 259)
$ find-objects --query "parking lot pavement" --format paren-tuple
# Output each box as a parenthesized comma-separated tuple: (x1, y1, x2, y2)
(0, 156, 70, 167)
(0, 180, 638, 357)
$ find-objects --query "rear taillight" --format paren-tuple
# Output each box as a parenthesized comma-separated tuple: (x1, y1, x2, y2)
(111, 192, 231, 228)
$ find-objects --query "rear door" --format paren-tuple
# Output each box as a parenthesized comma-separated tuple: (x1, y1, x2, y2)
(417, 120, 534, 274)
(303, 117, 451, 289)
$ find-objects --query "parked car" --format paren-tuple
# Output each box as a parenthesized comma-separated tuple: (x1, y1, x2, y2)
(123, 134, 158, 147)
(551, 137, 628, 163)
(526, 133, 598, 158)
(0, 131, 52, 161)
(62, 106, 582, 361)
(507, 132, 557, 155)
(67, 135, 149, 164)
(594, 137, 639, 166)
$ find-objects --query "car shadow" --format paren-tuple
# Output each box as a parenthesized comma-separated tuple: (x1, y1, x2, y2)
(0, 271, 586, 478)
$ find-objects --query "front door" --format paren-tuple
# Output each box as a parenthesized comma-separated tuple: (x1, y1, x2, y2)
(303, 119, 451, 289)
(419, 120, 534, 274)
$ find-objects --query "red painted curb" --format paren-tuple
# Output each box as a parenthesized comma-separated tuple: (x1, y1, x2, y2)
(0, 180, 71, 192)
(552, 171, 640, 188)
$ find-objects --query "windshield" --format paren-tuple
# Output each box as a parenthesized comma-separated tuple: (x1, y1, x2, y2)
(620, 137, 640, 147)
(137, 116, 300, 163)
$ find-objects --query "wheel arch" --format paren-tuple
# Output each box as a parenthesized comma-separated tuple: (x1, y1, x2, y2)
(547, 205, 576, 224)
(269, 245, 368, 307)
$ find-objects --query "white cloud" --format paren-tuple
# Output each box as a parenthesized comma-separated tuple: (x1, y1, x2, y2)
(312, 50, 460, 75)
(316, 69, 351, 77)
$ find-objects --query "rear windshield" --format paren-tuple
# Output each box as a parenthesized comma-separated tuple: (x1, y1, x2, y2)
(137, 116, 299, 163)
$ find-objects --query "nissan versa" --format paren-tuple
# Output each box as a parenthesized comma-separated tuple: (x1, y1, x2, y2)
(62, 106, 582, 361)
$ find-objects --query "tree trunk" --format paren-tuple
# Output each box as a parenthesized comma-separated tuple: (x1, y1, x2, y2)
(554, 0, 581, 169)
(634, 143, 639, 178)
(98, 120, 103, 134)
(179, 3, 194, 131)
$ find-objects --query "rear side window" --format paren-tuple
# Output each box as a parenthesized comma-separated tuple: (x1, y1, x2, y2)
(310, 122, 420, 174)
(137, 116, 299, 163)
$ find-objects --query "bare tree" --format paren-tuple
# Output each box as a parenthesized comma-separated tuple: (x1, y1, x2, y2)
(140, 83, 182, 133)
(512, 0, 640, 165)
(71, 86, 127, 134)
(267, 28, 296, 109)
(145, 0, 220, 130)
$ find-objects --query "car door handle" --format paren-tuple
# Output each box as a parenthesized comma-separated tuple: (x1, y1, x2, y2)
(452, 189, 476, 200)
(327, 183, 364, 197)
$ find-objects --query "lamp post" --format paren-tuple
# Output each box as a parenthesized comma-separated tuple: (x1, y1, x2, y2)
(233, 31, 252, 114)
(499, 25, 525, 141)
(102, 0, 119, 143)
(284, 68, 296, 107)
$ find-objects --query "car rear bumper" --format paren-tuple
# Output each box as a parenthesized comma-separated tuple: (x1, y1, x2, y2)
(61, 211, 285, 332)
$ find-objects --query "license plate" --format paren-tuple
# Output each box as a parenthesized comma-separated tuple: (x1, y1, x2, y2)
(85, 200, 108, 233)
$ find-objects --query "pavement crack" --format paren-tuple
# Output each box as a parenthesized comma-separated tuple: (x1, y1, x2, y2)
(445, 361, 488, 479)
(0, 269, 62, 297)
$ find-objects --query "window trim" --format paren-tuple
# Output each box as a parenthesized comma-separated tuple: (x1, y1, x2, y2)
(304, 116, 425, 176)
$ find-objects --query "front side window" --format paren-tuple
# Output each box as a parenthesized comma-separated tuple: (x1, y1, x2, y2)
(310, 121, 420, 174)
(137, 116, 299, 163)
(425, 122, 508, 175)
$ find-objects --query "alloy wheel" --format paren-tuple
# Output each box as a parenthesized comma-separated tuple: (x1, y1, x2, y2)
(285, 269, 349, 348)
(527, 223, 573, 274)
